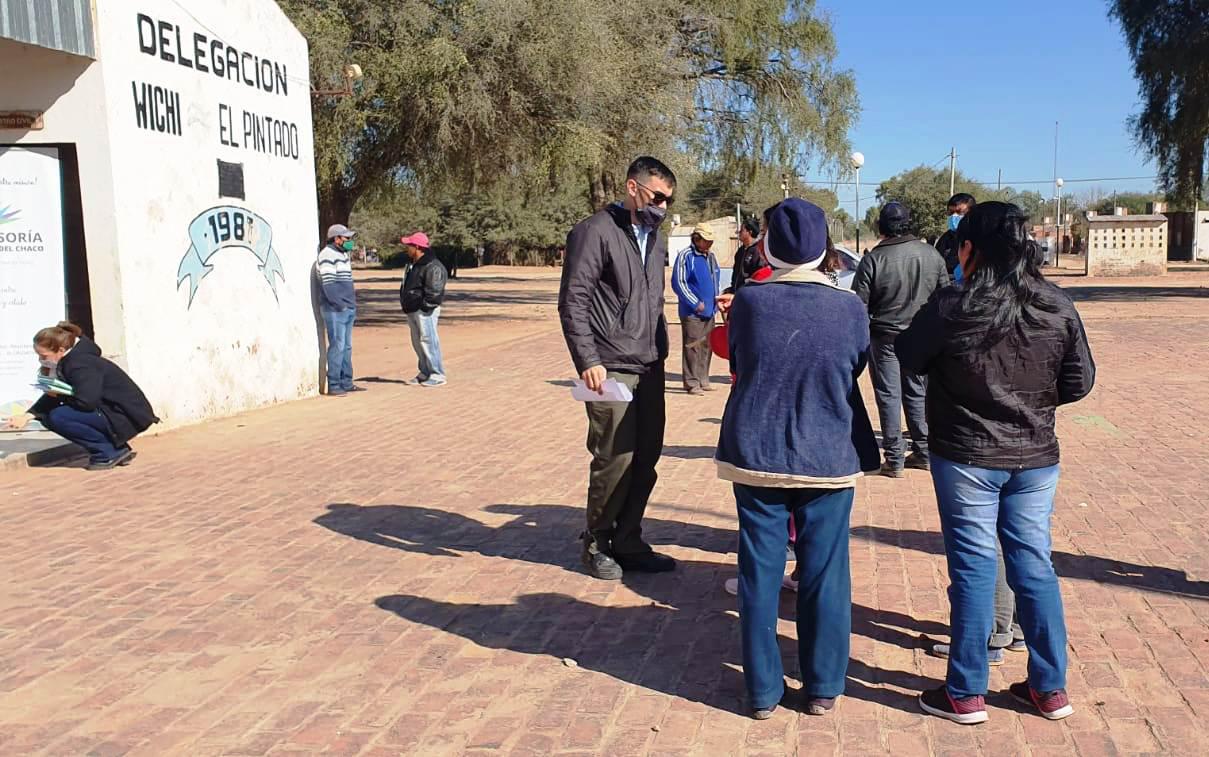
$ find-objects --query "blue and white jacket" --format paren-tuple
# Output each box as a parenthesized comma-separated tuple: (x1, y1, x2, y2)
(671, 246, 720, 320)
(715, 267, 880, 488)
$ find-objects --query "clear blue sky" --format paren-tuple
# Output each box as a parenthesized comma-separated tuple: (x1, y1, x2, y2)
(816, 0, 1156, 213)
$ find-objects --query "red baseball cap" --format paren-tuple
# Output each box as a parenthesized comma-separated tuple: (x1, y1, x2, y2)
(400, 232, 430, 249)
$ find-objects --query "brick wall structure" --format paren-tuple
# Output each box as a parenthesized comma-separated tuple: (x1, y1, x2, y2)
(1086, 214, 1168, 276)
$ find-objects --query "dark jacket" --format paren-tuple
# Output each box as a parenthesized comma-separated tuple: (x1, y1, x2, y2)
(30, 338, 159, 444)
(852, 235, 950, 337)
(715, 268, 880, 486)
(400, 253, 448, 314)
(896, 283, 1096, 470)
(724, 243, 763, 294)
(935, 230, 961, 276)
(558, 203, 669, 374)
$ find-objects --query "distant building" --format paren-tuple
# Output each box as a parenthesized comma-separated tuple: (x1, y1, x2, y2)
(1085, 209, 1168, 276)
(1162, 209, 1209, 262)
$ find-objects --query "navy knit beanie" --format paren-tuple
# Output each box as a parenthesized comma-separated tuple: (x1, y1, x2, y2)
(763, 198, 828, 269)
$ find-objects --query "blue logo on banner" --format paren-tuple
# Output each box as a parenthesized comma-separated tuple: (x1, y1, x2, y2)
(176, 205, 285, 307)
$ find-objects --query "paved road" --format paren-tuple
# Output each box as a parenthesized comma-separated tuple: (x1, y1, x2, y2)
(2, 267, 1208, 755)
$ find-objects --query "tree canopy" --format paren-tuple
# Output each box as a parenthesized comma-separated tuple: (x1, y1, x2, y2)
(282, 0, 859, 248)
(1110, 0, 1209, 205)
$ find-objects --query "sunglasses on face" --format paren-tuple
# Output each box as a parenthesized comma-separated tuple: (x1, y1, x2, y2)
(634, 180, 674, 207)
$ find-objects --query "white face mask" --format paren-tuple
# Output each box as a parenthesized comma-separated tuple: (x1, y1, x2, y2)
(39, 358, 57, 369)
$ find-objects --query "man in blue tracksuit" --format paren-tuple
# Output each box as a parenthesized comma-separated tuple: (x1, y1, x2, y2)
(671, 226, 721, 395)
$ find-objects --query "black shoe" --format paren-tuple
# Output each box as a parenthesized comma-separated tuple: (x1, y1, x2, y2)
(85, 448, 135, 471)
(752, 703, 777, 720)
(581, 538, 623, 581)
(614, 551, 676, 573)
(346, 384, 367, 392)
(879, 462, 904, 478)
(905, 453, 930, 471)
(116, 450, 137, 467)
(805, 697, 836, 716)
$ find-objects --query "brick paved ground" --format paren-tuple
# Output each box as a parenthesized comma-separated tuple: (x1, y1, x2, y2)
(2, 267, 1208, 756)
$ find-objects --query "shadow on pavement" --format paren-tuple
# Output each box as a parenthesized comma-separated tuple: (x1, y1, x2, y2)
(1062, 285, 1209, 303)
(319, 502, 943, 714)
(851, 525, 1209, 599)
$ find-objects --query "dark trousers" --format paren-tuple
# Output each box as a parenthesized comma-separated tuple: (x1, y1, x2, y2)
(583, 366, 666, 556)
(868, 332, 928, 466)
(43, 405, 123, 463)
(735, 484, 854, 708)
(680, 317, 714, 390)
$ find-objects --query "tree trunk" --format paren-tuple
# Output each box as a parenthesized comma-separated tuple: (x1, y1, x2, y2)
(588, 170, 607, 211)
(317, 182, 357, 240)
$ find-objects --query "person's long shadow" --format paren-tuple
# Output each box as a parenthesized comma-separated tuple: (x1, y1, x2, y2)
(373, 590, 940, 715)
(314, 502, 738, 567)
(852, 525, 1209, 599)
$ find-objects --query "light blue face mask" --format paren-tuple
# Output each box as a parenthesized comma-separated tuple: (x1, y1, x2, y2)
(948, 213, 962, 232)
(953, 263, 963, 283)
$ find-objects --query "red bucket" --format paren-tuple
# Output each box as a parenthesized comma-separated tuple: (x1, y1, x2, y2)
(709, 322, 729, 360)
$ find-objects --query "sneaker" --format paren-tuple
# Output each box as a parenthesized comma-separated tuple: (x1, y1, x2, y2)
(1009, 681, 1074, 721)
(581, 540, 623, 581)
(403, 375, 428, 386)
(116, 450, 138, 467)
(346, 384, 367, 392)
(326, 389, 348, 397)
(919, 686, 988, 725)
(929, 644, 1005, 667)
(805, 697, 836, 716)
(614, 551, 676, 573)
(421, 377, 448, 387)
(904, 452, 930, 471)
(723, 574, 797, 596)
(687, 387, 705, 396)
(1007, 639, 1027, 653)
(880, 462, 904, 478)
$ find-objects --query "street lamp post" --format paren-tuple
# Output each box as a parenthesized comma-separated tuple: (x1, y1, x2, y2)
(1055, 177, 1065, 258)
(851, 151, 865, 252)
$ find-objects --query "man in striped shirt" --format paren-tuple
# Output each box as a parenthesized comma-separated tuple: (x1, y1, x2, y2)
(317, 224, 363, 396)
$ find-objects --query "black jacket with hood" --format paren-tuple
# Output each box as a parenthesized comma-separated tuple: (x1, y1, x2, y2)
(30, 337, 159, 444)
(558, 203, 669, 374)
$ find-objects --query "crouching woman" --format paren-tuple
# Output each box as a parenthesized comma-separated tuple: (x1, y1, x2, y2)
(4, 322, 159, 470)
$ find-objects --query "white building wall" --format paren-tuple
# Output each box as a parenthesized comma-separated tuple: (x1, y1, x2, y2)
(92, 0, 321, 425)
(0, 41, 129, 359)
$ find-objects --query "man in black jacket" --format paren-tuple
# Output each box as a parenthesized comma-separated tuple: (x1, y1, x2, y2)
(558, 156, 676, 580)
(935, 193, 976, 278)
(399, 232, 448, 387)
(853, 202, 949, 476)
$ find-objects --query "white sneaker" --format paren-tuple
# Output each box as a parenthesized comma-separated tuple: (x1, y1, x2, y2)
(723, 574, 798, 596)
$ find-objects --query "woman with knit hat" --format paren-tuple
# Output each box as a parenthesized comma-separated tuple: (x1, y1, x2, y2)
(716, 198, 880, 719)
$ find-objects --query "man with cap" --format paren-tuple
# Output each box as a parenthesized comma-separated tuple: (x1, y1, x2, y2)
(852, 202, 949, 476)
(670, 225, 721, 395)
(715, 198, 879, 719)
(317, 224, 363, 396)
(398, 231, 448, 387)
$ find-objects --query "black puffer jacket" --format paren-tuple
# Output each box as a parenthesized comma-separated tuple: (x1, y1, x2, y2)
(896, 283, 1095, 469)
(30, 338, 159, 444)
(558, 204, 669, 374)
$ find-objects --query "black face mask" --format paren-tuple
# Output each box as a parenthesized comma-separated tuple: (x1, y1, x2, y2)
(636, 204, 667, 228)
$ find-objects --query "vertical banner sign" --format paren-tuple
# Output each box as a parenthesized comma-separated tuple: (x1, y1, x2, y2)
(0, 147, 65, 415)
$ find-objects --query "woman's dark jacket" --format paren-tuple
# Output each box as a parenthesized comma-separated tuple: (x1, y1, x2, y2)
(29, 338, 159, 444)
(896, 282, 1095, 469)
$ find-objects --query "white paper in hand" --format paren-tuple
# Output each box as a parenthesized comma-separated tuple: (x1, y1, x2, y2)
(570, 379, 633, 402)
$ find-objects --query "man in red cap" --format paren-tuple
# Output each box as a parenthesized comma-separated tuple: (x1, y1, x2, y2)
(399, 232, 448, 386)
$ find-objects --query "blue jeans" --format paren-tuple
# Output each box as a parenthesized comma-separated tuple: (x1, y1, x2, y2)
(735, 484, 854, 709)
(321, 307, 356, 391)
(930, 454, 1066, 698)
(43, 405, 122, 462)
(407, 308, 445, 380)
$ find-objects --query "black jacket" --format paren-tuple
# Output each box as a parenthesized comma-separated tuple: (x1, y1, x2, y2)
(558, 204, 669, 374)
(30, 338, 159, 444)
(896, 283, 1095, 470)
(724, 243, 762, 294)
(853, 235, 950, 337)
(935, 230, 961, 276)
(400, 253, 448, 314)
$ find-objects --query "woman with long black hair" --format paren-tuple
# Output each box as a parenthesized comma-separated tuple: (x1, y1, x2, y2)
(897, 201, 1095, 724)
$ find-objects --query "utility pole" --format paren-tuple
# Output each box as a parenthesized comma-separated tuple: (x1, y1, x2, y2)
(851, 152, 865, 252)
(997, 169, 1002, 191)
(949, 146, 957, 196)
